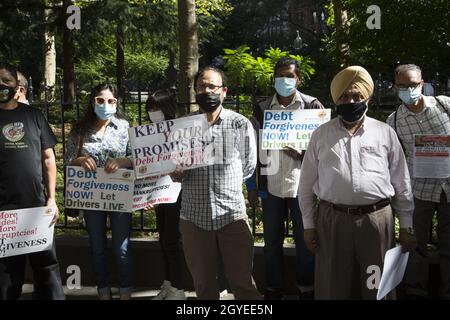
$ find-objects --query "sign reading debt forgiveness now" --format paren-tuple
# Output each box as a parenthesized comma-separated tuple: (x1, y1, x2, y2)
(0, 206, 56, 258)
(262, 109, 331, 150)
(129, 114, 210, 179)
(65, 166, 135, 212)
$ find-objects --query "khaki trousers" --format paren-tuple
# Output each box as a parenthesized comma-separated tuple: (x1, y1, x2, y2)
(315, 201, 395, 300)
(179, 219, 262, 300)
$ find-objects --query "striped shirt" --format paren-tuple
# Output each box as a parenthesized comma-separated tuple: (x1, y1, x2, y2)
(180, 107, 257, 230)
(386, 95, 450, 203)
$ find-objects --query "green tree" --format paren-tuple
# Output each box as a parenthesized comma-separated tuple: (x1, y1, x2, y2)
(223, 46, 316, 95)
(323, 0, 450, 76)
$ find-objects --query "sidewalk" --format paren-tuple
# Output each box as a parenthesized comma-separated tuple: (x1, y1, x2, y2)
(20, 284, 237, 300)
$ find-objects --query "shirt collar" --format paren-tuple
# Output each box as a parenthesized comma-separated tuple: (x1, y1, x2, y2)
(109, 116, 120, 128)
(270, 90, 302, 109)
(400, 95, 430, 116)
(199, 105, 226, 126)
(214, 105, 227, 125)
(336, 115, 368, 134)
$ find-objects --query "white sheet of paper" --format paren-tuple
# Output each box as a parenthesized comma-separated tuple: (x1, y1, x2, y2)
(377, 246, 409, 300)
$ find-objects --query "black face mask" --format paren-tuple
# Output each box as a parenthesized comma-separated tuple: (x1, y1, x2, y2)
(335, 101, 368, 123)
(195, 93, 221, 112)
(0, 84, 16, 103)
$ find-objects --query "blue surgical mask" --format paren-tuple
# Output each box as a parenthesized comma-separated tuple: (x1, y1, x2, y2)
(148, 110, 165, 123)
(94, 103, 116, 120)
(398, 86, 422, 105)
(274, 77, 297, 97)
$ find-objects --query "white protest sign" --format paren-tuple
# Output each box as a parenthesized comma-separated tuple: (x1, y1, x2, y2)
(0, 206, 55, 258)
(65, 166, 135, 213)
(129, 114, 210, 179)
(413, 134, 450, 178)
(133, 175, 181, 210)
(262, 108, 331, 150)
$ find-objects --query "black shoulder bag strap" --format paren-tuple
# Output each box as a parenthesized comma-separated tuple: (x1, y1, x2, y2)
(393, 107, 407, 153)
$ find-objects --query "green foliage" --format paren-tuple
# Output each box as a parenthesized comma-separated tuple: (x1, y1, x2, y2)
(223, 46, 316, 95)
(1, 0, 233, 92)
(323, 0, 450, 75)
(125, 51, 168, 86)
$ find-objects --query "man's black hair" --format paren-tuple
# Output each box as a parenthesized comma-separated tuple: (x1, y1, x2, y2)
(194, 66, 228, 89)
(274, 57, 301, 78)
(0, 62, 18, 83)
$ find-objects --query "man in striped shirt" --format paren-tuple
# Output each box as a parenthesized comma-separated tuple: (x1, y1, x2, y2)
(176, 66, 261, 300)
(386, 64, 450, 300)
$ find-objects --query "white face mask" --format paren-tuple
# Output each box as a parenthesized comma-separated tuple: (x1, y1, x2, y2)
(148, 110, 165, 123)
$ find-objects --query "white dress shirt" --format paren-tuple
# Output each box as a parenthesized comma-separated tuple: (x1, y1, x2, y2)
(267, 92, 304, 198)
(299, 116, 414, 229)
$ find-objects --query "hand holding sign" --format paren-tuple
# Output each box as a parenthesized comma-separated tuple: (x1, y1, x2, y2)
(47, 198, 59, 226)
(283, 146, 303, 160)
(170, 166, 185, 182)
(78, 156, 97, 171)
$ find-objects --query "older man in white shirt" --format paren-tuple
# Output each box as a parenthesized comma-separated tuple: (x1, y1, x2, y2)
(299, 66, 417, 299)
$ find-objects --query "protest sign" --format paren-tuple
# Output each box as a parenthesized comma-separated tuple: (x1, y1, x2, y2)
(133, 175, 182, 210)
(65, 166, 135, 212)
(413, 134, 450, 178)
(262, 108, 331, 150)
(129, 114, 210, 179)
(0, 206, 56, 258)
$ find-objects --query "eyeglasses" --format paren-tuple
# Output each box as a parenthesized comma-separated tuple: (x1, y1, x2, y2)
(339, 92, 365, 102)
(94, 96, 117, 105)
(195, 84, 224, 92)
(395, 82, 421, 90)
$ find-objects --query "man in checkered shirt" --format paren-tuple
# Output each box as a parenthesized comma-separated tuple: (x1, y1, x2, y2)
(386, 64, 450, 300)
(175, 66, 262, 300)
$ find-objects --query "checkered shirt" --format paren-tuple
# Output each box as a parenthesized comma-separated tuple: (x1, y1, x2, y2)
(386, 95, 450, 203)
(180, 107, 257, 230)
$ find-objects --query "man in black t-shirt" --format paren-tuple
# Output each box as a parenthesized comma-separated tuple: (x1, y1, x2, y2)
(0, 62, 65, 300)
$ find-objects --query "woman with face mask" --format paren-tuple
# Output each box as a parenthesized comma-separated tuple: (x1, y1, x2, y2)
(144, 89, 186, 300)
(64, 83, 133, 300)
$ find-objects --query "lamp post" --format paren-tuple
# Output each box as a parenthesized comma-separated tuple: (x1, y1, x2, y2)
(375, 72, 382, 111)
(432, 72, 440, 95)
(294, 30, 302, 51)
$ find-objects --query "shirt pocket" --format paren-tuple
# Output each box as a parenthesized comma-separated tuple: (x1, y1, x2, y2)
(319, 145, 344, 173)
(359, 144, 386, 173)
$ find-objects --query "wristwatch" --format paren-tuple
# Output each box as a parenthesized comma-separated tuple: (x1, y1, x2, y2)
(400, 227, 415, 235)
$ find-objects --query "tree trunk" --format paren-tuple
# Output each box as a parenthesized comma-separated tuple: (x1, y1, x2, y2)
(333, 0, 348, 67)
(116, 22, 126, 101)
(178, 0, 198, 114)
(62, 0, 75, 107)
(43, 7, 56, 101)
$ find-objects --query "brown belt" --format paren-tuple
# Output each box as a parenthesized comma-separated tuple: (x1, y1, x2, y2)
(322, 198, 391, 215)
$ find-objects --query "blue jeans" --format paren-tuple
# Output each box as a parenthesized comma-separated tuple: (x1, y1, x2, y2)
(262, 193, 314, 292)
(83, 210, 132, 294)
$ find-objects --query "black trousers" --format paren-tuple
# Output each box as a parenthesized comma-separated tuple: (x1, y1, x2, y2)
(0, 242, 65, 300)
(155, 196, 183, 289)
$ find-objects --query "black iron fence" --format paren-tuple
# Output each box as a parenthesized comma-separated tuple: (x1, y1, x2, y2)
(28, 76, 446, 242)
(28, 79, 286, 238)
